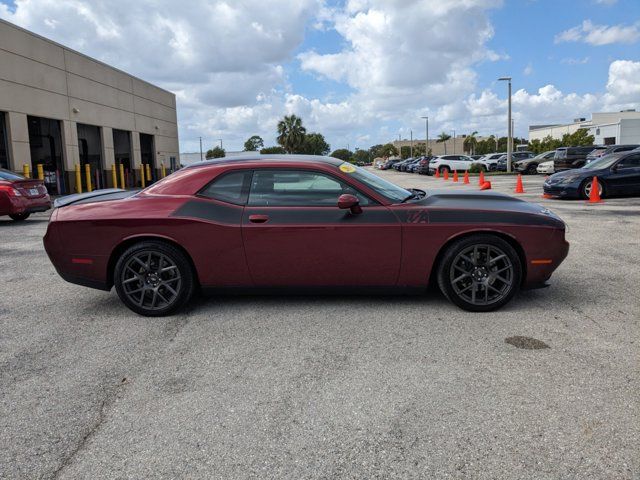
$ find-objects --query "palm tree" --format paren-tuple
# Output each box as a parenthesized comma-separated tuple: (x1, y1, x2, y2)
(463, 131, 479, 155)
(437, 132, 451, 154)
(277, 115, 306, 154)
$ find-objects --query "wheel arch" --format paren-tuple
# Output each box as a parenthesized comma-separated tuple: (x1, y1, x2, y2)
(429, 229, 527, 287)
(106, 234, 200, 289)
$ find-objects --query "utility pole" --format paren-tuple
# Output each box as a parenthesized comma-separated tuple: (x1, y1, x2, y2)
(218, 139, 223, 149)
(199, 137, 203, 161)
(421, 116, 429, 157)
(451, 129, 456, 154)
(498, 76, 512, 172)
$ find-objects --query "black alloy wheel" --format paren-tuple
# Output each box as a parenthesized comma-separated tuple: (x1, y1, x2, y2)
(114, 241, 195, 316)
(525, 164, 538, 175)
(9, 212, 30, 221)
(437, 235, 522, 312)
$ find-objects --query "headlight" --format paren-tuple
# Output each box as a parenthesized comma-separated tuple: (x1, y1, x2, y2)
(558, 176, 581, 184)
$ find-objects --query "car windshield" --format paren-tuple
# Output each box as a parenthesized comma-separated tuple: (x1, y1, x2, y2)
(339, 163, 411, 202)
(582, 154, 620, 170)
(0, 169, 25, 181)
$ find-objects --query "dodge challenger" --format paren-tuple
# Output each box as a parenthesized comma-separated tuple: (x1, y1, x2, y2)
(44, 155, 569, 316)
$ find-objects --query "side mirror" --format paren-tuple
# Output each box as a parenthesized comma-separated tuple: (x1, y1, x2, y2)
(338, 193, 362, 214)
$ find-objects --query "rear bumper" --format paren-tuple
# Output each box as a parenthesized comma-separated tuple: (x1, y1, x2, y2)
(1, 195, 51, 215)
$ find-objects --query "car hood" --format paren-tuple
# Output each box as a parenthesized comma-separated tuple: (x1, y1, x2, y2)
(402, 189, 565, 227)
(547, 167, 603, 183)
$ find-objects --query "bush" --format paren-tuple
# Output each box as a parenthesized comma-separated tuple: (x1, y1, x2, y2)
(468, 163, 485, 173)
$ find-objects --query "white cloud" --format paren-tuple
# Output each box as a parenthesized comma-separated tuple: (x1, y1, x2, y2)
(555, 20, 640, 46)
(594, 0, 617, 5)
(523, 63, 533, 76)
(561, 57, 590, 65)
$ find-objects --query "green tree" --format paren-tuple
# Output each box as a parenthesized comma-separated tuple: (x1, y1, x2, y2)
(300, 132, 330, 155)
(400, 146, 412, 159)
(562, 128, 594, 147)
(352, 149, 370, 164)
(330, 149, 354, 162)
(260, 146, 287, 154)
(463, 131, 479, 154)
(277, 114, 306, 153)
(206, 146, 225, 159)
(379, 143, 398, 158)
(437, 132, 451, 154)
(243, 135, 264, 151)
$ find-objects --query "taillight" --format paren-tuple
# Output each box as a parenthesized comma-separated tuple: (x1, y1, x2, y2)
(0, 183, 22, 196)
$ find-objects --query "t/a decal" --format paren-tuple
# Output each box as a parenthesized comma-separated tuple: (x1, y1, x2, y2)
(405, 209, 429, 224)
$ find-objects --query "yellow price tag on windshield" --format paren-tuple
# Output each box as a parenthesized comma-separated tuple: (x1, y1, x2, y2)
(339, 163, 356, 173)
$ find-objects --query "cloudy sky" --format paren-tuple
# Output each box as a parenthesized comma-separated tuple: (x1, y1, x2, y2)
(1, 0, 639, 153)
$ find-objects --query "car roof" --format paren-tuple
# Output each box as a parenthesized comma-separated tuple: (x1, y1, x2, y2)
(184, 154, 343, 169)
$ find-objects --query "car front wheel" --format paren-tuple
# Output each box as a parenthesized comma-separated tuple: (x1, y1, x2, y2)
(437, 235, 522, 312)
(114, 241, 196, 316)
(9, 212, 30, 221)
(581, 178, 605, 199)
(525, 164, 538, 175)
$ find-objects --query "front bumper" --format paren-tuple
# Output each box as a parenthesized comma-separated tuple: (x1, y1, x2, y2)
(542, 181, 580, 198)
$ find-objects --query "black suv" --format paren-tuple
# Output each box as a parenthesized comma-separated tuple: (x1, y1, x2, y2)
(553, 146, 597, 172)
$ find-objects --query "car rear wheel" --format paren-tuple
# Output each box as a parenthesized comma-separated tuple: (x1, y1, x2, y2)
(525, 164, 537, 175)
(581, 178, 605, 199)
(114, 241, 195, 316)
(437, 235, 522, 312)
(9, 212, 30, 221)
(439, 166, 450, 174)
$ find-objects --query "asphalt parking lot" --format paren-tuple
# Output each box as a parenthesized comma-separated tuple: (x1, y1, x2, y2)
(1, 173, 639, 479)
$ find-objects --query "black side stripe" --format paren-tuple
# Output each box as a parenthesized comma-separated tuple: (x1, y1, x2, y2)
(427, 209, 563, 227)
(171, 199, 243, 224)
(243, 208, 398, 225)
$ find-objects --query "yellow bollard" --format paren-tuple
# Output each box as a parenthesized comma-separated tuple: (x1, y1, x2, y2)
(140, 166, 146, 188)
(23, 164, 30, 178)
(111, 164, 118, 189)
(75, 164, 82, 194)
(161, 163, 166, 178)
(85, 163, 92, 192)
(119, 163, 125, 190)
(146, 163, 152, 182)
(37, 164, 44, 181)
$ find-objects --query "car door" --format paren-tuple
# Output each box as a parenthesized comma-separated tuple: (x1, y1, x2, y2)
(242, 168, 402, 287)
(608, 153, 640, 195)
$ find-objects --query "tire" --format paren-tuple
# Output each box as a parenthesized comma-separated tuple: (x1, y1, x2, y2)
(437, 234, 522, 312)
(439, 166, 450, 174)
(580, 178, 605, 200)
(114, 241, 196, 316)
(9, 212, 30, 221)
(525, 164, 538, 175)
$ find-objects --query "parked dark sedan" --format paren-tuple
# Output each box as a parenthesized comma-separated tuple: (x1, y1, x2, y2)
(380, 158, 402, 170)
(543, 151, 640, 199)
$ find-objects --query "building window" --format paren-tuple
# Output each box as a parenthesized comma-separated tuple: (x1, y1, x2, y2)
(0, 112, 9, 170)
(113, 129, 132, 187)
(27, 115, 64, 195)
(77, 123, 104, 190)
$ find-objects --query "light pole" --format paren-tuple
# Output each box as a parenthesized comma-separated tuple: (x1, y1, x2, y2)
(199, 137, 203, 161)
(410, 129, 413, 158)
(451, 129, 456, 154)
(498, 76, 512, 172)
(421, 116, 429, 157)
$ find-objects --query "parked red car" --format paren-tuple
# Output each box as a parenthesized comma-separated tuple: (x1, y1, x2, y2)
(0, 168, 51, 221)
(44, 156, 569, 316)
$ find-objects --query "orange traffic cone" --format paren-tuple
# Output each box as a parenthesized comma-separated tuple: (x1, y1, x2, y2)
(453, 171, 459, 182)
(434, 168, 440, 178)
(463, 171, 470, 184)
(588, 176, 602, 203)
(542, 194, 553, 199)
(443, 169, 449, 181)
(480, 181, 492, 190)
(479, 170, 485, 186)
(514, 174, 525, 193)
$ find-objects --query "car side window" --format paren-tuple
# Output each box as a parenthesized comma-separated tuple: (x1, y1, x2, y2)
(199, 170, 251, 205)
(617, 154, 640, 169)
(248, 170, 371, 207)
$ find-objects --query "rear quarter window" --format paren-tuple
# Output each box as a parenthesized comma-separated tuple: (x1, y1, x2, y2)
(199, 170, 252, 205)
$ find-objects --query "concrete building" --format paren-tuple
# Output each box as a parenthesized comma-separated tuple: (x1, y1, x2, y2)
(393, 135, 491, 157)
(0, 19, 179, 194)
(529, 111, 640, 146)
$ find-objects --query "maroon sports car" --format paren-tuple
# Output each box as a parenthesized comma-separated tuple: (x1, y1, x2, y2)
(44, 155, 569, 316)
